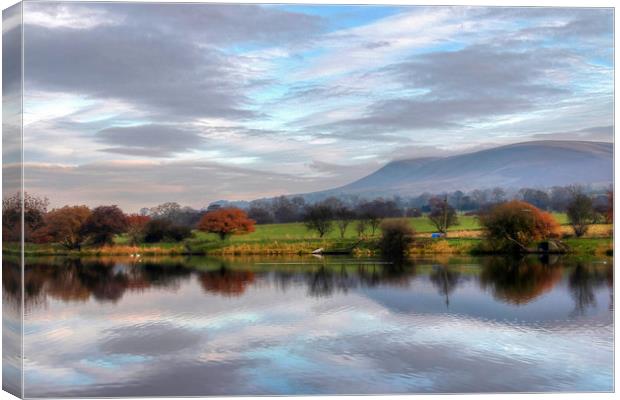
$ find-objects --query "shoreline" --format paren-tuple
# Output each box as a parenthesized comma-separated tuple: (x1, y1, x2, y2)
(4, 237, 613, 258)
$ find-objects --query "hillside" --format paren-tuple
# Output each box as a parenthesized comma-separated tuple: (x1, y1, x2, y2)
(318, 140, 612, 197)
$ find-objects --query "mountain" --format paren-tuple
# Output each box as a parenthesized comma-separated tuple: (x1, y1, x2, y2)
(317, 141, 613, 198)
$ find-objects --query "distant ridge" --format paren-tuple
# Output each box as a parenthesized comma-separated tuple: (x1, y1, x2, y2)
(315, 140, 613, 198)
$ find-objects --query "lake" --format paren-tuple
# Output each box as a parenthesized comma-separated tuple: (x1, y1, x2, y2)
(3, 254, 614, 396)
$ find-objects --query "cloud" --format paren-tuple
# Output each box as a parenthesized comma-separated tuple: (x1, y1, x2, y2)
(2, 5, 22, 98)
(17, 160, 335, 211)
(17, 4, 614, 209)
(23, 3, 324, 122)
(304, 45, 573, 139)
(24, 24, 254, 121)
(96, 125, 208, 157)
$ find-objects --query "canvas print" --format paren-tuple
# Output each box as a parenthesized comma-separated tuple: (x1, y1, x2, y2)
(2, 1, 614, 397)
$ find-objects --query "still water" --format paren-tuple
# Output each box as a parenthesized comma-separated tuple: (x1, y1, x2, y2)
(4, 255, 614, 396)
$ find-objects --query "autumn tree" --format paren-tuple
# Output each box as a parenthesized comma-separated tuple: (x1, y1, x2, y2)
(197, 208, 255, 240)
(43, 205, 92, 249)
(303, 203, 334, 238)
(81, 205, 128, 246)
(2, 192, 49, 242)
(567, 191, 595, 237)
(125, 214, 151, 244)
(478, 200, 559, 252)
(428, 196, 458, 235)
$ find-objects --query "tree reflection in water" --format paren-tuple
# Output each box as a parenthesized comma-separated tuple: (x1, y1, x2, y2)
(479, 256, 564, 305)
(198, 263, 255, 297)
(568, 262, 611, 316)
(5, 258, 193, 309)
(4, 256, 612, 313)
(429, 265, 462, 309)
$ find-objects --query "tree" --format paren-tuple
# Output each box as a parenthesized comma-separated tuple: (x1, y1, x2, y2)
(567, 191, 595, 237)
(378, 219, 415, 258)
(491, 187, 506, 204)
(247, 205, 274, 225)
(478, 200, 559, 252)
(334, 206, 355, 239)
(126, 214, 151, 245)
(198, 208, 255, 240)
(81, 205, 128, 246)
(2, 192, 49, 242)
(303, 203, 334, 238)
(519, 188, 550, 210)
(43, 205, 92, 249)
(148, 202, 183, 220)
(355, 219, 368, 237)
(143, 218, 191, 243)
(428, 196, 458, 235)
(366, 212, 382, 235)
(272, 196, 302, 223)
(550, 186, 572, 212)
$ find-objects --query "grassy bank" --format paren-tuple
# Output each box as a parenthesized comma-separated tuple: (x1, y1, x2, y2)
(6, 236, 612, 258)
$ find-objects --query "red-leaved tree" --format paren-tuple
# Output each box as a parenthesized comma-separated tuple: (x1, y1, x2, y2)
(125, 214, 151, 245)
(197, 208, 255, 240)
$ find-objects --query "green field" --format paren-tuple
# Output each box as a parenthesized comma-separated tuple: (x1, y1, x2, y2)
(190, 213, 569, 242)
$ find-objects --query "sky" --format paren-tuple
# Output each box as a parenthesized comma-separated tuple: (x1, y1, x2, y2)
(4, 2, 614, 211)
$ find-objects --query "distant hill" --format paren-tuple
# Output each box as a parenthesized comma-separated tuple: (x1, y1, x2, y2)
(315, 141, 612, 198)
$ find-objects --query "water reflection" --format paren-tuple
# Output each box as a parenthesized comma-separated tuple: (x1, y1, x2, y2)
(199, 265, 255, 297)
(6, 255, 614, 396)
(568, 262, 612, 316)
(479, 257, 564, 305)
(4, 256, 613, 315)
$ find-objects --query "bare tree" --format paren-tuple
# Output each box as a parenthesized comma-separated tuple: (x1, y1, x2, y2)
(334, 206, 355, 239)
(567, 188, 595, 237)
(428, 195, 458, 235)
(303, 204, 334, 238)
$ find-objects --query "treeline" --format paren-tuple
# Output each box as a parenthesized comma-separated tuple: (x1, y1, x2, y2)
(2, 184, 612, 249)
(242, 185, 612, 225)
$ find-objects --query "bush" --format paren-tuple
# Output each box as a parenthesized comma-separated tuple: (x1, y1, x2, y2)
(478, 200, 559, 253)
(378, 219, 415, 258)
(143, 219, 192, 243)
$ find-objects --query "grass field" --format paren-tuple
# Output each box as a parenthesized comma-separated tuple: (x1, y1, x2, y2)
(8, 213, 611, 257)
(190, 213, 570, 242)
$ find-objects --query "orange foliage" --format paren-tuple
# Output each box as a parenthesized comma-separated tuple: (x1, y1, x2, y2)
(36, 205, 92, 247)
(126, 214, 151, 228)
(197, 208, 255, 240)
(479, 200, 560, 251)
(198, 269, 255, 296)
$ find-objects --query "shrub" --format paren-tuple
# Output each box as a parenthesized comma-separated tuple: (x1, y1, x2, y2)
(478, 200, 559, 253)
(378, 219, 415, 258)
